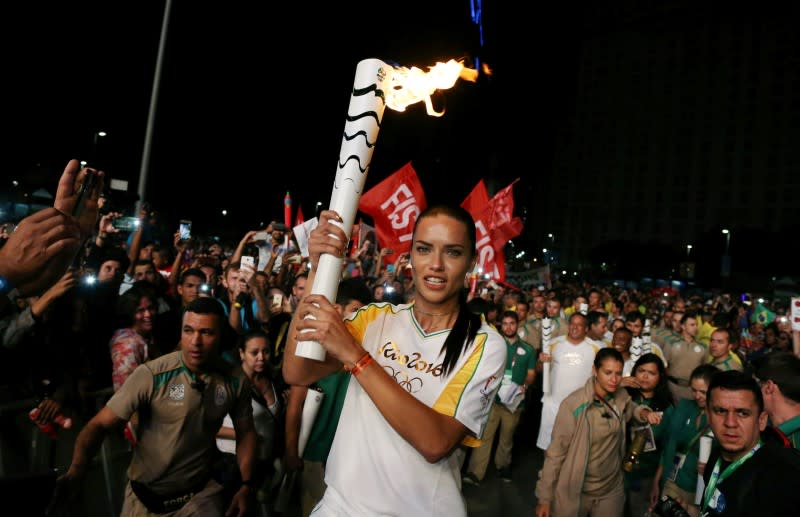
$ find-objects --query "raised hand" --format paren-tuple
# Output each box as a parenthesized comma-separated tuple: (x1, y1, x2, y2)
(307, 210, 347, 269)
(0, 208, 81, 296)
(98, 212, 122, 236)
(295, 294, 360, 364)
(53, 159, 104, 238)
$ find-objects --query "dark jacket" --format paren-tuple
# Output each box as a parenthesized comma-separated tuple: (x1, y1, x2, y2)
(701, 428, 800, 516)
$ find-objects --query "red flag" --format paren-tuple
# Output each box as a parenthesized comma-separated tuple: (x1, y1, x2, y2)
(474, 216, 507, 281)
(484, 181, 524, 250)
(358, 162, 427, 256)
(461, 179, 524, 282)
(295, 205, 304, 227)
(461, 179, 489, 218)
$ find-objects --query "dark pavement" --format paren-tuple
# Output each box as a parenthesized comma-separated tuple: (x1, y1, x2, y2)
(463, 399, 544, 517)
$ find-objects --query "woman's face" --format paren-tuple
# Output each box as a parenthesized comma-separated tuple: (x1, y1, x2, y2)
(594, 358, 623, 396)
(410, 214, 474, 307)
(132, 297, 155, 335)
(691, 378, 709, 409)
(634, 361, 661, 392)
(240, 336, 269, 376)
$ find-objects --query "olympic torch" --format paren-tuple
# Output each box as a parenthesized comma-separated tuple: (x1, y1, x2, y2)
(295, 59, 392, 360)
(295, 58, 480, 361)
(541, 317, 553, 394)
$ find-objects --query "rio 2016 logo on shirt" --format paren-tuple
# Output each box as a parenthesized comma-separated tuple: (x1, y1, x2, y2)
(383, 365, 424, 393)
(379, 341, 444, 377)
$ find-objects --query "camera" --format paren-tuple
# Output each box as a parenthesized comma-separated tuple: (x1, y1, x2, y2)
(199, 283, 212, 295)
(653, 495, 691, 517)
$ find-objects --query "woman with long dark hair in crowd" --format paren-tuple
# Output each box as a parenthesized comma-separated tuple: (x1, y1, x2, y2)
(216, 329, 283, 508)
(535, 348, 663, 517)
(282, 206, 507, 517)
(621, 353, 675, 516)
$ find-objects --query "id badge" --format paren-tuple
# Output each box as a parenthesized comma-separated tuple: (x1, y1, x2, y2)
(667, 452, 686, 482)
(501, 369, 513, 387)
(632, 424, 657, 453)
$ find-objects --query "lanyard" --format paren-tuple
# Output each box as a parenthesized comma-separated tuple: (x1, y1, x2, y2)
(594, 394, 620, 420)
(701, 441, 762, 511)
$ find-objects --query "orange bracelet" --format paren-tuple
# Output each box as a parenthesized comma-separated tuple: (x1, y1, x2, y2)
(345, 352, 373, 377)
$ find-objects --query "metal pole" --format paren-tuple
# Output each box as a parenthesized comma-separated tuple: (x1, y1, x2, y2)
(136, 0, 173, 213)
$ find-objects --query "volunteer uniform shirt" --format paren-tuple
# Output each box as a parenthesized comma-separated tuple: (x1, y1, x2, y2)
(320, 303, 506, 517)
(106, 351, 252, 494)
(663, 338, 707, 382)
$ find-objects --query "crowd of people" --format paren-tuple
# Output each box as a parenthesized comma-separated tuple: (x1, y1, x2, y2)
(1, 160, 800, 516)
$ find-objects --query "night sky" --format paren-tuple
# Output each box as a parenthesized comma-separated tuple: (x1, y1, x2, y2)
(4, 1, 575, 240)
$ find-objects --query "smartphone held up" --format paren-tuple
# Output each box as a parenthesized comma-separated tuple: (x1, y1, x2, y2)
(179, 220, 192, 241)
(112, 216, 140, 232)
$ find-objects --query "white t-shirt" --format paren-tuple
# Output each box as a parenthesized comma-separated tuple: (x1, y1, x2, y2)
(320, 303, 506, 517)
(216, 384, 280, 460)
(546, 336, 600, 403)
(537, 336, 600, 450)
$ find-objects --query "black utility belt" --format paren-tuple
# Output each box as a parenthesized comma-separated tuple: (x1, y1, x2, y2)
(130, 478, 208, 514)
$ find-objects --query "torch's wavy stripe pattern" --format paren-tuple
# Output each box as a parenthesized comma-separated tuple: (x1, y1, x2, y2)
(344, 110, 383, 127)
(342, 130, 377, 148)
(335, 77, 387, 191)
(337, 155, 368, 172)
(352, 83, 386, 103)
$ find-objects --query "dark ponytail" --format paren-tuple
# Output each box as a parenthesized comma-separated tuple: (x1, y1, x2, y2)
(440, 289, 481, 376)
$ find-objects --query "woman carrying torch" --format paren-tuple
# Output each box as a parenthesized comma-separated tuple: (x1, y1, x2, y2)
(282, 205, 506, 516)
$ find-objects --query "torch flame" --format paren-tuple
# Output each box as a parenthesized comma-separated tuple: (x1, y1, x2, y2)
(385, 59, 478, 117)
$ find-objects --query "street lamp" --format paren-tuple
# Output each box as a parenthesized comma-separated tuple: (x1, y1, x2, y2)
(92, 131, 107, 164)
(686, 244, 692, 257)
(721, 228, 730, 254)
(721, 229, 731, 279)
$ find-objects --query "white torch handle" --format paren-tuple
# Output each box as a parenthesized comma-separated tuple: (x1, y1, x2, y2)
(541, 318, 552, 394)
(296, 58, 390, 361)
